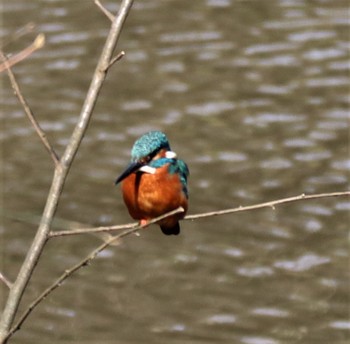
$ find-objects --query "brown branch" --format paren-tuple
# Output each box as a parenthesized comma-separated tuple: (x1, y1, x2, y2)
(106, 50, 125, 70)
(0, 22, 37, 49)
(0, 273, 12, 290)
(6, 207, 184, 340)
(48, 191, 350, 238)
(7, 190, 349, 337)
(49, 221, 135, 238)
(186, 191, 350, 220)
(0, 34, 45, 73)
(95, 0, 115, 22)
(0, 1, 135, 342)
(4, 189, 348, 340)
(0, 48, 60, 166)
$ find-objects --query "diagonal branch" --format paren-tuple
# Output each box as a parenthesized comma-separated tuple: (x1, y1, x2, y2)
(0, 34, 45, 73)
(0, 22, 37, 50)
(95, 0, 115, 22)
(6, 190, 349, 338)
(0, 48, 60, 166)
(106, 50, 125, 71)
(0, 273, 12, 290)
(6, 207, 184, 340)
(0, 1, 134, 342)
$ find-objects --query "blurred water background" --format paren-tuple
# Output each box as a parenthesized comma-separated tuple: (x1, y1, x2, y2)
(1, 0, 349, 343)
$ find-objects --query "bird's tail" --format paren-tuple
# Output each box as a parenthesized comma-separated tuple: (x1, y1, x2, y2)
(160, 222, 180, 235)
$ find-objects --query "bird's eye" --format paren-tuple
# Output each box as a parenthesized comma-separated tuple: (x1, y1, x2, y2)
(140, 156, 151, 164)
(141, 150, 159, 164)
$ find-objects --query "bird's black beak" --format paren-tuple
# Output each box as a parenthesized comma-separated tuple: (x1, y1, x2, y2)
(115, 161, 142, 184)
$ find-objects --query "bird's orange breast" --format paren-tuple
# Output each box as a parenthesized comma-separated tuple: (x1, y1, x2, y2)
(121, 164, 188, 228)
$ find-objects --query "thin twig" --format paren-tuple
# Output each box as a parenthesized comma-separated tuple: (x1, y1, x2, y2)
(186, 191, 350, 220)
(8, 190, 349, 336)
(0, 48, 60, 166)
(7, 207, 184, 339)
(48, 191, 350, 238)
(95, 0, 115, 22)
(0, 22, 37, 49)
(0, 33, 45, 73)
(0, 273, 12, 289)
(106, 50, 125, 70)
(0, 1, 134, 342)
(49, 221, 135, 238)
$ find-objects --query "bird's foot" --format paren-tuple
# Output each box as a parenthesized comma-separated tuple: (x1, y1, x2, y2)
(140, 219, 150, 227)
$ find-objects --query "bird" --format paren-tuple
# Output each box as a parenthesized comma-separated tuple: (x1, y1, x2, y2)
(115, 131, 189, 235)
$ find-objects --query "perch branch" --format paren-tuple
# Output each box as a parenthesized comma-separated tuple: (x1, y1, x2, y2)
(49, 191, 350, 238)
(186, 191, 350, 220)
(7, 190, 349, 337)
(6, 207, 184, 340)
(49, 221, 135, 238)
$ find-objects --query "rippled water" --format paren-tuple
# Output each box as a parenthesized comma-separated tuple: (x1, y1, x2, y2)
(1, 0, 349, 343)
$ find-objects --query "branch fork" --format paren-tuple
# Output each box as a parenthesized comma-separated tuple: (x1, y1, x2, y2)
(0, 1, 134, 342)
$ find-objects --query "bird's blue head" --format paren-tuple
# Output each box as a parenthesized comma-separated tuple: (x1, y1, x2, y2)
(115, 131, 171, 184)
(131, 131, 170, 162)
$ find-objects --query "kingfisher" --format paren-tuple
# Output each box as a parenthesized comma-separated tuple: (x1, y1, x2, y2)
(115, 131, 189, 235)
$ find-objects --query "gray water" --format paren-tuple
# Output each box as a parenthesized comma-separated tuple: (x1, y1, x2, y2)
(1, 0, 349, 343)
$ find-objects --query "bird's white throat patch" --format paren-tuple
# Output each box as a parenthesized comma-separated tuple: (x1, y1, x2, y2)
(165, 151, 177, 159)
(138, 165, 156, 174)
(138, 151, 177, 174)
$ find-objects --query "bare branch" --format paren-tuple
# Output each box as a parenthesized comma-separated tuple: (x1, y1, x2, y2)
(185, 191, 350, 220)
(4, 191, 348, 340)
(49, 221, 135, 238)
(0, 34, 45, 73)
(0, 1, 134, 341)
(106, 50, 125, 71)
(6, 207, 184, 340)
(0, 22, 37, 49)
(95, 0, 115, 22)
(0, 49, 60, 166)
(0, 273, 12, 289)
(48, 206, 184, 238)
(47, 191, 350, 238)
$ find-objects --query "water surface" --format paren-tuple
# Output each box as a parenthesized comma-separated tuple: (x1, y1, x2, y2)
(1, 0, 349, 343)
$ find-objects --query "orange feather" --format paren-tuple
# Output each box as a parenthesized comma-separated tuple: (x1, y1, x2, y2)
(121, 164, 188, 230)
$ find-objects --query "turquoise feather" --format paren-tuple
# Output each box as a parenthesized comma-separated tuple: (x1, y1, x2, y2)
(149, 157, 189, 198)
(131, 131, 170, 161)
